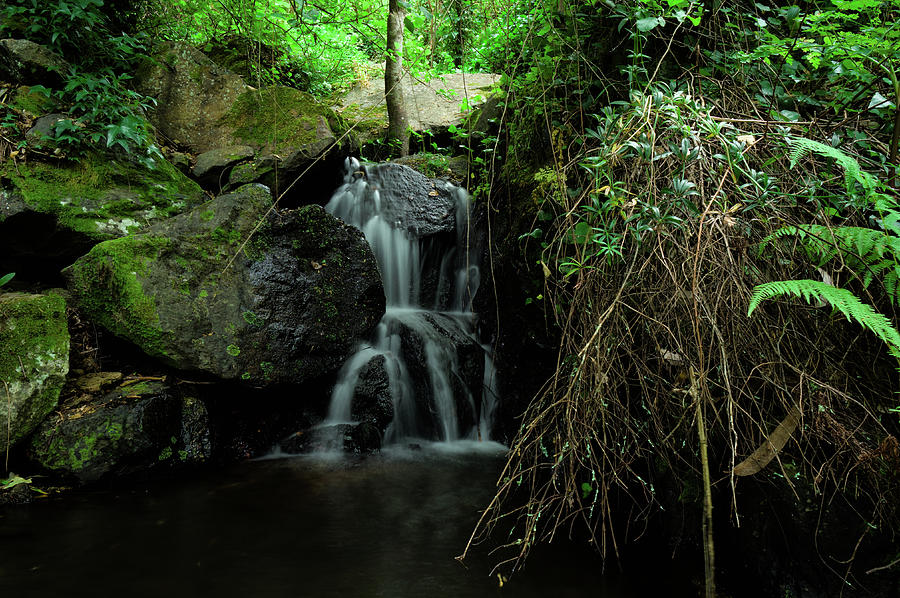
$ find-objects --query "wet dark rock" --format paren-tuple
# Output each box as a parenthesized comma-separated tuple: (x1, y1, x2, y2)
(351, 355, 394, 432)
(279, 422, 381, 454)
(393, 311, 482, 437)
(64, 184, 385, 386)
(27, 380, 211, 482)
(0, 482, 33, 505)
(0, 39, 70, 86)
(362, 163, 459, 238)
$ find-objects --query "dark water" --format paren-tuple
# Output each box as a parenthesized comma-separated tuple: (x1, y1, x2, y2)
(0, 442, 695, 597)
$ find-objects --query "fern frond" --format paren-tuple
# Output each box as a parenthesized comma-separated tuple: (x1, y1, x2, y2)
(748, 279, 900, 359)
(760, 223, 900, 304)
(788, 137, 876, 199)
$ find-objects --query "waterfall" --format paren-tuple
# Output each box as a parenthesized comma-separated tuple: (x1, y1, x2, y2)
(322, 157, 497, 446)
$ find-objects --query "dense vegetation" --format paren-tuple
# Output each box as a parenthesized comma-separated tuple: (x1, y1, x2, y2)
(2, 0, 899, 594)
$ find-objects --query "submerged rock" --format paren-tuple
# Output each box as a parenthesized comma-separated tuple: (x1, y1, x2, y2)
(0, 291, 69, 453)
(63, 184, 385, 386)
(27, 380, 210, 482)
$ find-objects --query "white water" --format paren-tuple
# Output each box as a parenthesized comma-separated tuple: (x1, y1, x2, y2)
(324, 158, 498, 444)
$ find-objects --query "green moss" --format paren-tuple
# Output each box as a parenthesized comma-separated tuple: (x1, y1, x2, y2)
(200, 210, 215, 221)
(11, 86, 57, 116)
(226, 344, 241, 356)
(122, 381, 154, 396)
(66, 235, 172, 359)
(242, 310, 264, 327)
(158, 446, 173, 461)
(340, 102, 388, 144)
(224, 86, 343, 154)
(43, 419, 124, 472)
(0, 152, 204, 240)
(212, 226, 241, 245)
(0, 292, 69, 448)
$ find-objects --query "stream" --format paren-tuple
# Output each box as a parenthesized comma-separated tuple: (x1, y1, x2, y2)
(0, 443, 696, 597)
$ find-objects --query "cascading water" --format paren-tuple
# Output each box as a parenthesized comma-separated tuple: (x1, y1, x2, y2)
(323, 158, 498, 445)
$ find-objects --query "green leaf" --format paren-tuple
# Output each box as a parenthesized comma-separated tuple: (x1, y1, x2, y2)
(748, 279, 900, 359)
(0, 272, 14, 287)
(636, 16, 663, 32)
(581, 482, 593, 498)
(1, 474, 32, 490)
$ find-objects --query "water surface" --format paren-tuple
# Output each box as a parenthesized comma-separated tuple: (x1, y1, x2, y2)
(1, 443, 694, 597)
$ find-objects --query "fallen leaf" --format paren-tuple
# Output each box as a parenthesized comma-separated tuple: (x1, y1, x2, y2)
(733, 406, 801, 476)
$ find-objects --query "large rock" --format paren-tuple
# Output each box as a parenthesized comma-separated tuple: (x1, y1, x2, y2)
(135, 41, 251, 153)
(0, 154, 207, 277)
(192, 145, 255, 188)
(352, 355, 393, 432)
(136, 42, 348, 157)
(356, 162, 461, 238)
(0, 39, 71, 86)
(0, 292, 69, 453)
(27, 380, 210, 482)
(340, 70, 500, 142)
(384, 310, 483, 440)
(220, 85, 350, 197)
(63, 184, 385, 385)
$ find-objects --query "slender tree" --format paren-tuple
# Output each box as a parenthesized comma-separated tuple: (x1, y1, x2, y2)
(385, 0, 409, 155)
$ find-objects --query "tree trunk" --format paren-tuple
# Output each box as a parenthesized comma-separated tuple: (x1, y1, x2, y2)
(386, 0, 409, 156)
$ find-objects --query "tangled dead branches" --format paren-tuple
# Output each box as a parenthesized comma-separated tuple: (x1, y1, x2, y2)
(461, 82, 900, 587)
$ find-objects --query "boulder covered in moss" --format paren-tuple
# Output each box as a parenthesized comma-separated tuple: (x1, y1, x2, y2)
(136, 43, 349, 161)
(63, 183, 385, 386)
(27, 380, 210, 482)
(0, 154, 207, 277)
(0, 291, 69, 453)
(221, 85, 351, 198)
(0, 38, 71, 86)
(135, 41, 251, 153)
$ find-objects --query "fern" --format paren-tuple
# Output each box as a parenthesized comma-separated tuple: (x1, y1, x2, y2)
(788, 137, 876, 200)
(748, 279, 900, 360)
(759, 223, 900, 304)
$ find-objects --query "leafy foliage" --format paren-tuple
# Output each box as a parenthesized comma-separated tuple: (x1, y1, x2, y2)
(0, 0, 162, 163)
(747, 278, 900, 359)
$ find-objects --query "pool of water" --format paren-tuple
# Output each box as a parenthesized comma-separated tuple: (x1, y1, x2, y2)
(0, 442, 696, 597)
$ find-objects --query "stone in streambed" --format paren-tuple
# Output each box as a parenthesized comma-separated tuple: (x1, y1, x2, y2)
(27, 380, 210, 482)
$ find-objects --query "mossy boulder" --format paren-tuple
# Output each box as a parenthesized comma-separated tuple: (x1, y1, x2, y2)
(192, 145, 255, 189)
(0, 291, 69, 453)
(64, 184, 385, 385)
(0, 39, 70, 86)
(27, 380, 210, 482)
(0, 153, 207, 269)
(224, 85, 344, 156)
(135, 41, 251, 153)
(221, 86, 352, 197)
